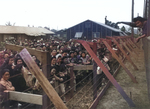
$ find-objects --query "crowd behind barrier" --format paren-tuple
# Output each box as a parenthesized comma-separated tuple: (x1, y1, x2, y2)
(0, 37, 121, 108)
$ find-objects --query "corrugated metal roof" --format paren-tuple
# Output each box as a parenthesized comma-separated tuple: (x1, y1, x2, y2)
(91, 20, 122, 32)
(67, 19, 122, 33)
(0, 25, 54, 36)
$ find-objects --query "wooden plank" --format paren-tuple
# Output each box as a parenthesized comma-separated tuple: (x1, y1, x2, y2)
(70, 66, 74, 98)
(77, 40, 135, 107)
(0, 92, 9, 103)
(41, 52, 51, 109)
(5, 44, 47, 62)
(103, 40, 138, 83)
(128, 39, 137, 48)
(124, 39, 139, 56)
(73, 65, 93, 70)
(93, 42, 98, 100)
(128, 38, 140, 50)
(120, 39, 132, 55)
(9, 91, 42, 105)
(89, 58, 124, 109)
(112, 38, 138, 70)
(19, 48, 68, 109)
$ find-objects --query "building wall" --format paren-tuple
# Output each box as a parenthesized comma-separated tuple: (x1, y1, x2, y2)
(0, 34, 52, 42)
(67, 20, 121, 41)
(0, 35, 4, 42)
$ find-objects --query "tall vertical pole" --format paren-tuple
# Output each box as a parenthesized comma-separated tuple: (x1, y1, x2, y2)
(131, 0, 134, 37)
(143, 0, 150, 102)
(144, 0, 147, 18)
(93, 42, 97, 100)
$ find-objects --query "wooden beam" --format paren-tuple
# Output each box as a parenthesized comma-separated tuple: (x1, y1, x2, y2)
(70, 66, 74, 98)
(41, 51, 51, 109)
(73, 65, 93, 70)
(92, 42, 98, 100)
(19, 48, 68, 109)
(78, 40, 135, 107)
(120, 39, 132, 55)
(125, 40, 139, 56)
(112, 38, 138, 70)
(5, 44, 47, 62)
(9, 91, 42, 105)
(102, 40, 138, 83)
(89, 58, 124, 109)
(128, 38, 140, 50)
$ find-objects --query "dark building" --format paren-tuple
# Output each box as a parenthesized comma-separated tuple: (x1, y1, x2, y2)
(54, 29, 67, 41)
(66, 20, 126, 41)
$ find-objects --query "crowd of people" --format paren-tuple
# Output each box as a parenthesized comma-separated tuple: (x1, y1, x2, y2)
(0, 16, 146, 108)
(0, 37, 115, 108)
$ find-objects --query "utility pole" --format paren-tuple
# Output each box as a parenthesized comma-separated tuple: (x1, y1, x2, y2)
(142, 0, 150, 102)
(131, 0, 134, 37)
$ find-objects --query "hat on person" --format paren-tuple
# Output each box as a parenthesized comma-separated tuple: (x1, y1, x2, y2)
(56, 54, 62, 59)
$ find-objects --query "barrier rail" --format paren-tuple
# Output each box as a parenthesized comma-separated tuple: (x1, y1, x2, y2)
(3, 36, 140, 108)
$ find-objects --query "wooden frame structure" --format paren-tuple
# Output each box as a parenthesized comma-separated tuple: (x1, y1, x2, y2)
(4, 36, 139, 108)
(5, 44, 67, 109)
(76, 39, 136, 107)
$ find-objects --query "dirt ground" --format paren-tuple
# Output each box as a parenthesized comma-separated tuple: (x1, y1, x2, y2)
(96, 46, 150, 109)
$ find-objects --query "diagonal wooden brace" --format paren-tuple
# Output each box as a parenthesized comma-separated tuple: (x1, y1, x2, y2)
(102, 40, 138, 83)
(112, 38, 138, 70)
(77, 40, 135, 107)
(128, 38, 140, 50)
(19, 48, 68, 109)
(124, 39, 139, 55)
(120, 39, 137, 56)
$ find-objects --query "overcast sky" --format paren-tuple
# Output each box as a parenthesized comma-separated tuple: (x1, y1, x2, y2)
(0, 0, 144, 30)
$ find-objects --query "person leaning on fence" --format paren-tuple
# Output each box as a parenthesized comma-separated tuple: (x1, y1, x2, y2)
(50, 57, 64, 93)
(0, 69, 15, 108)
(11, 57, 28, 92)
(133, 16, 148, 42)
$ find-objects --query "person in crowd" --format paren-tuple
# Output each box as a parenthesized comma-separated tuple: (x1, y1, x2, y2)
(62, 50, 68, 58)
(0, 69, 15, 92)
(42, 45, 47, 51)
(12, 58, 28, 92)
(3, 52, 10, 60)
(74, 51, 82, 64)
(80, 52, 91, 65)
(0, 69, 15, 108)
(51, 50, 57, 57)
(56, 55, 62, 67)
(49, 57, 60, 87)
(133, 16, 148, 42)
(32, 55, 41, 68)
(0, 56, 15, 77)
(69, 51, 77, 64)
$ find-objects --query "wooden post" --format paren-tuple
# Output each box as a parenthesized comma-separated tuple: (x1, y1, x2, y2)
(70, 66, 74, 98)
(41, 52, 51, 109)
(143, 2, 150, 101)
(93, 42, 97, 100)
(131, 0, 134, 37)
(19, 48, 68, 109)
